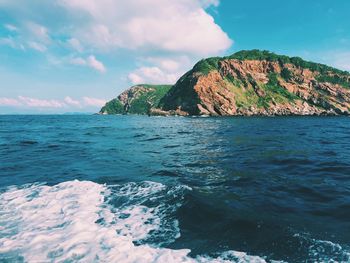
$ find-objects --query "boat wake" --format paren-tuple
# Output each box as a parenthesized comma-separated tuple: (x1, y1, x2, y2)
(0, 180, 348, 262)
(0, 180, 268, 262)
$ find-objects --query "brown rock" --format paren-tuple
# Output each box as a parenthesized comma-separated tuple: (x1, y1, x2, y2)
(160, 57, 350, 116)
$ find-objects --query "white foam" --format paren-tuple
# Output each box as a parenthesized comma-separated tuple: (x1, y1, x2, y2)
(0, 180, 268, 263)
(294, 233, 350, 263)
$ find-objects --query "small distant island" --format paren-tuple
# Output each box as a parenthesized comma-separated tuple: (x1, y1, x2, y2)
(100, 50, 350, 116)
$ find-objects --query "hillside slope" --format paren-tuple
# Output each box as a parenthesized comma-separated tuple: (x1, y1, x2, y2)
(159, 50, 350, 116)
(101, 50, 350, 116)
(100, 85, 171, 115)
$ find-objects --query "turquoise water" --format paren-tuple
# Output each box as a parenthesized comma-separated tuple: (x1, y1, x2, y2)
(0, 115, 350, 262)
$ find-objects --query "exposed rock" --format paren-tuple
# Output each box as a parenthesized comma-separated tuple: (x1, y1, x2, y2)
(148, 108, 189, 116)
(101, 50, 350, 116)
(159, 50, 350, 116)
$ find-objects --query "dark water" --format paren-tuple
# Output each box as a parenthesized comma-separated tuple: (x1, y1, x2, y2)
(0, 115, 350, 262)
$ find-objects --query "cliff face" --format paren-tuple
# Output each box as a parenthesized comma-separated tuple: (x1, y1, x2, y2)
(101, 50, 350, 116)
(100, 85, 171, 115)
(159, 50, 350, 116)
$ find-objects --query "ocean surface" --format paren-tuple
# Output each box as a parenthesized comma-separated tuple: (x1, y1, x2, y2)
(0, 115, 350, 263)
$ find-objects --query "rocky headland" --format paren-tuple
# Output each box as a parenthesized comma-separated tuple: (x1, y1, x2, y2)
(100, 50, 350, 116)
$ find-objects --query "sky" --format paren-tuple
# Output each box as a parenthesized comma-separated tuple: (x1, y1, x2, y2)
(0, 0, 349, 114)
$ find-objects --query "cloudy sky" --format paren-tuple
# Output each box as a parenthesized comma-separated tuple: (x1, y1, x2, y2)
(0, 0, 349, 113)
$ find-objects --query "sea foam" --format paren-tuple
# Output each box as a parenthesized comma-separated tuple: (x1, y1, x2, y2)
(293, 233, 350, 263)
(0, 180, 269, 263)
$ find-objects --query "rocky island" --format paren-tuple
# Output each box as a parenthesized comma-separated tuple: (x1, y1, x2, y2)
(100, 50, 350, 116)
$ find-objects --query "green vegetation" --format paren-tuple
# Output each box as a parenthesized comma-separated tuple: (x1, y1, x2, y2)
(229, 50, 349, 75)
(254, 73, 299, 109)
(128, 85, 171, 114)
(315, 74, 350, 88)
(230, 84, 260, 109)
(281, 68, 293, 81)
(225, 72, 300, 110)
(189, 50, 349, 87)
(101, 85, 172, 115)
(100, 99, 124, 114)
(257, 96, 272, 109)
(224, 74, 243, 88)
(101, 50, 350, 115)
(264, 73, 298, 102)
(159, 71, 202, 114)
(229, 50, 290, 63)
(193, 57, 221, 75)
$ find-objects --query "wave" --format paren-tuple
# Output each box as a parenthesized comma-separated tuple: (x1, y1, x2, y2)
(293, 233, 350, 263)
(0, 180, 268, 263)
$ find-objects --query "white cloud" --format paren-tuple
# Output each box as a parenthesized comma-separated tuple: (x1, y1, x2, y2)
(0, 37, 16, 48)
(87, 55, 106, 72)
(146, 58, 180, 72)
(64, 96, 81, 107)
(0, 36, 26, 50)
(2, 1, 232, 55)
(129, 55, 192, 84)
(55, 0, 231, 56)
(27, 41, 47, 52)
(68, 38, 83, 52)
(0, 97, 22, 107)
(0, 96, 107, 109)
(4, 24, 18, 31)
(18, 96, 66, 108)
(1, 21, 51, 52)
(70, 57, 86, 65)
(69, 55, 106, 72)
(159, 60, 180, 72)
(25, 22, 50, 44)
(128, 66, 178, 84)
(82, 97, 106, 107)
(0, 0, 232, 97)
(128, 72, 144, 84)
(145, 56, 191, 71)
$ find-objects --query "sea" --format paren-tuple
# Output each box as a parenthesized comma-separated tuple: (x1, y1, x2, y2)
(0, 115, 349, 263)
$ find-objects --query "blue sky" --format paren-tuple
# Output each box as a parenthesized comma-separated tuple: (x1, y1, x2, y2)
(0, 0, 349, 113)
